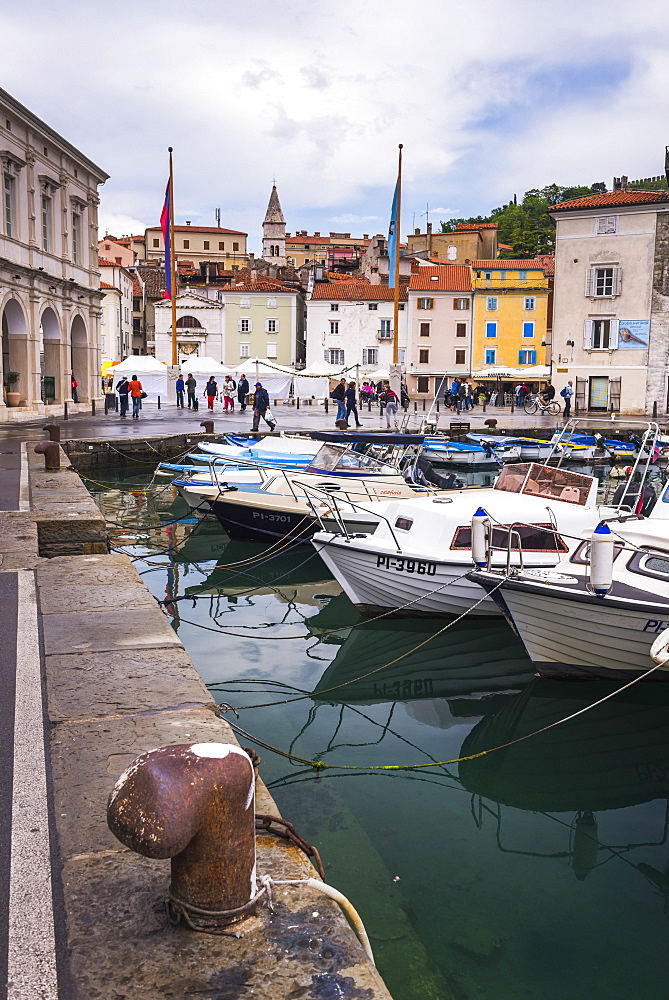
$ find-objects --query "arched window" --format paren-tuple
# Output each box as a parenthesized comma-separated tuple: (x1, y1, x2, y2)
(176, 315, 202, 329)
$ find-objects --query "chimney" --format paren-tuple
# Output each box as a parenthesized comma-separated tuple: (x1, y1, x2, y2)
(314, 232, 320, 237)
(426, 223, 432, 235)
(363, 234, 369, 240)
(186, 220, 191, 226)
(414, 228, 420, 235)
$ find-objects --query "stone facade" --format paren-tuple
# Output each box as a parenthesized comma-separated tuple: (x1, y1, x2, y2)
(0, 86, 108, 419)
(647, 212, 669, 412)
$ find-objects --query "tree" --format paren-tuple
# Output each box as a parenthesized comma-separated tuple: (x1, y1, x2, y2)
(439, 181, 609, 258)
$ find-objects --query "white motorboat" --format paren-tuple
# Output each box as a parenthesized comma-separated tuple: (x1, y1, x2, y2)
(422, 437, 521, 467)
(312, 463, 623, 618)
(469, 499, 669, 681)
(203, 440, 460, 542)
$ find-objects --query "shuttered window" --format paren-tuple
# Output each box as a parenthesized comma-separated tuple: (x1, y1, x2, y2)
(585, 266, 622, 297)
(418, 297, 433, 309)
(486, 322, 497, 338)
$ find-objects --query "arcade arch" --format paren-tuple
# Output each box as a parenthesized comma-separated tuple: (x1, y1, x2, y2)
(71, 314, 89, 400)
(1, 297, 29, 401)
(40, 306, 63, 402)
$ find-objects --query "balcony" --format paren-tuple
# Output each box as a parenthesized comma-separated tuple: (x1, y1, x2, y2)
(376, 329, 393, 341)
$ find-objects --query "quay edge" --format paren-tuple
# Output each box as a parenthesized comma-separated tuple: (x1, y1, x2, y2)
(0, 437, 394, 1000)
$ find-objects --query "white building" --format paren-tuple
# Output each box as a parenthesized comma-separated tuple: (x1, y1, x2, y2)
(153, 288, 225, 364)
(0, 86, 108, 418)
(98, 259, 133, 361)
(550, 188, 669, 414)
(306, 283, 408, 373)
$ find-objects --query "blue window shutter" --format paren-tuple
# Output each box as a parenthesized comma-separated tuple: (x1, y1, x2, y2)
(486, 322, 496, 338)
(531, 350, 536, 364)
(518, 350, 523, 365)
(523, 322, 534, 338)
(324, 350, 329, 362)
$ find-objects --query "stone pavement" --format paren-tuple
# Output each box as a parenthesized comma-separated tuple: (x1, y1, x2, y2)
(4, 397, 659, 453)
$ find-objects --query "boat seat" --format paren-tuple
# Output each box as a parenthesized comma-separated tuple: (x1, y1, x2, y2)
(559, 486, 581, 502)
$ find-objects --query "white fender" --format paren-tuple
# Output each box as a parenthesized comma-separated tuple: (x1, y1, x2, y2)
(589, 521, 614, 597)
(471, 507, 490, 567)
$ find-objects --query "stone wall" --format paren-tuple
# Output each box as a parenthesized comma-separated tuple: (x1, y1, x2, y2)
(647, 212, 669, 413)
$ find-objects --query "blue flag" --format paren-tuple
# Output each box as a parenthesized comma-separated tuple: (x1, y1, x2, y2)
(387, 180, 399, 289)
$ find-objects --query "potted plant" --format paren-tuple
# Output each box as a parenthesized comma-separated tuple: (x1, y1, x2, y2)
(4, 371, 21, 407)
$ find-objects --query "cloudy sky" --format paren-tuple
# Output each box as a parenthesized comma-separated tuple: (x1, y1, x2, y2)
(4, 0, 669, 252)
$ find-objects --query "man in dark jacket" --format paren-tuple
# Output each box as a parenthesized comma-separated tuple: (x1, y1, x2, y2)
(237, 374, 249, 411)
(541, 381, 555, 404)
(330, 378, 347, 422)
(116, 375, 129, 417)
(185, 373, 197, 409)
(252, 382, 276, 432)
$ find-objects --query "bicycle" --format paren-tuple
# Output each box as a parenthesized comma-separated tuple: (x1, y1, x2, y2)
(523, 393, 561, 416)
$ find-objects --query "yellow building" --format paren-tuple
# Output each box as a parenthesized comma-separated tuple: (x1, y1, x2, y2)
(471, 259, 549, 373)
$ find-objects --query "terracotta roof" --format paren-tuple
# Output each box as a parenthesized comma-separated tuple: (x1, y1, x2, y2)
(550, 190, 669, 212)
(135, 265, 166, 299)
(472, 259, 545, 270)
(231, 279, 297, 294)
(97, 257, 118, 266)
(455, 222, 498, 230)
(99, 281, 117, 291)
(409, 266, 471, 292)
(145, 224, 247, 235)
(498, 243, 514, 250)
(132, 277, 142, 297)
(311, 283, 407, 301)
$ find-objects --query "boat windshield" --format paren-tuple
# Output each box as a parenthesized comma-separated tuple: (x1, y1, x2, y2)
(306, 442, 389, 474)
(494, 463, 592, 506)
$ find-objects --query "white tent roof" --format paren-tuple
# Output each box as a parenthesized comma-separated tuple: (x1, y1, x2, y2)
(520, 365, 551, 377)
(301, 360, 345, 377)
(230, 358, 296, 375)
(112, 355, 167, 373)
(360, 368, 391, 380)
(179, 356, 234, 375)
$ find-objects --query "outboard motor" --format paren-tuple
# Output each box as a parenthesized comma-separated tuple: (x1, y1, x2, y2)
(593, 432, 607, 453)
(406, 455, 461, 490)
(612, 480, 656, 516)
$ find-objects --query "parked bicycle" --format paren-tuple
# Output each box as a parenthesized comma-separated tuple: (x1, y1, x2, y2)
(523, 392, 561, 416)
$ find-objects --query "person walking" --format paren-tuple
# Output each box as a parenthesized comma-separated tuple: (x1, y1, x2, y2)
(71, 373, 79, 403)
(400, 382, 410, 412)
(237, 374, 249, 411)
(345, 381, 362, 427)
(175, 374, 185, 409)
(205, 376, 218, 411)
(330, 378, 347, 422)
(560, 380, 574, 419)
(128, 374, 143, 419)
(222, 375, 236, 412)
(116, 375, 130, 417)
(185, 373, 197, 409)
(252, 381, 276, 432)
(380, 385, 399, 429)
(457, 380, 468, 414)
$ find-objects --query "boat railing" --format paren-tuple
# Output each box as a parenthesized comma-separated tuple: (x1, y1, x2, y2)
(299, 482, 404, 552)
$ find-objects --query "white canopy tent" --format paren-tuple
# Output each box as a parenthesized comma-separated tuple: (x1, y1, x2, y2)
(519, 365, 551, 379)
(295, 360, 343, 399)
(472, 366, 524, 379)
(179, 356, 235, 378)
(229, 358, 294, 398)
(110, 356, 168, 399)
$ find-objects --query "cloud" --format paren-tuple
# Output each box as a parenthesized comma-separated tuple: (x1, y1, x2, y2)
(98, 213, 150, 239)
(3, 0, 669, 253)
(328, 214, 381, 224)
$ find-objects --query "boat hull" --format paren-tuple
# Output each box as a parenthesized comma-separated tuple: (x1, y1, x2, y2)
(210, 497, 377, 543)
(479, 577, 669, 680)
(314, 535, 500, 617)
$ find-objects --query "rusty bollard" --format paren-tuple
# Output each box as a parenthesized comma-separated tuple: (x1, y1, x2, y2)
(34, 440, 61, 470)
(200, 419, 214, 434)
(107, 743, 257, 931)
(43, 422, 61, 442)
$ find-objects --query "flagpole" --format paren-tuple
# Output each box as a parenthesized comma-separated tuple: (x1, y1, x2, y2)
(392, 145, 403, 367)
(168, 147, 177, 367)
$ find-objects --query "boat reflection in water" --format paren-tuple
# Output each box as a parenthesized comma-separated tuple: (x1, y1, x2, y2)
(460, 679, 669, 897)
(311, 615, 534, 724)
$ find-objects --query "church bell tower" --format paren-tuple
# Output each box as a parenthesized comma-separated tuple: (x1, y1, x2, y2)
(262, 185, 286, 265)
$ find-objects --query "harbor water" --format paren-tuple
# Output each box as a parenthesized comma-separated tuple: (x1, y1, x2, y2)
(90, 465, 669, 1000)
